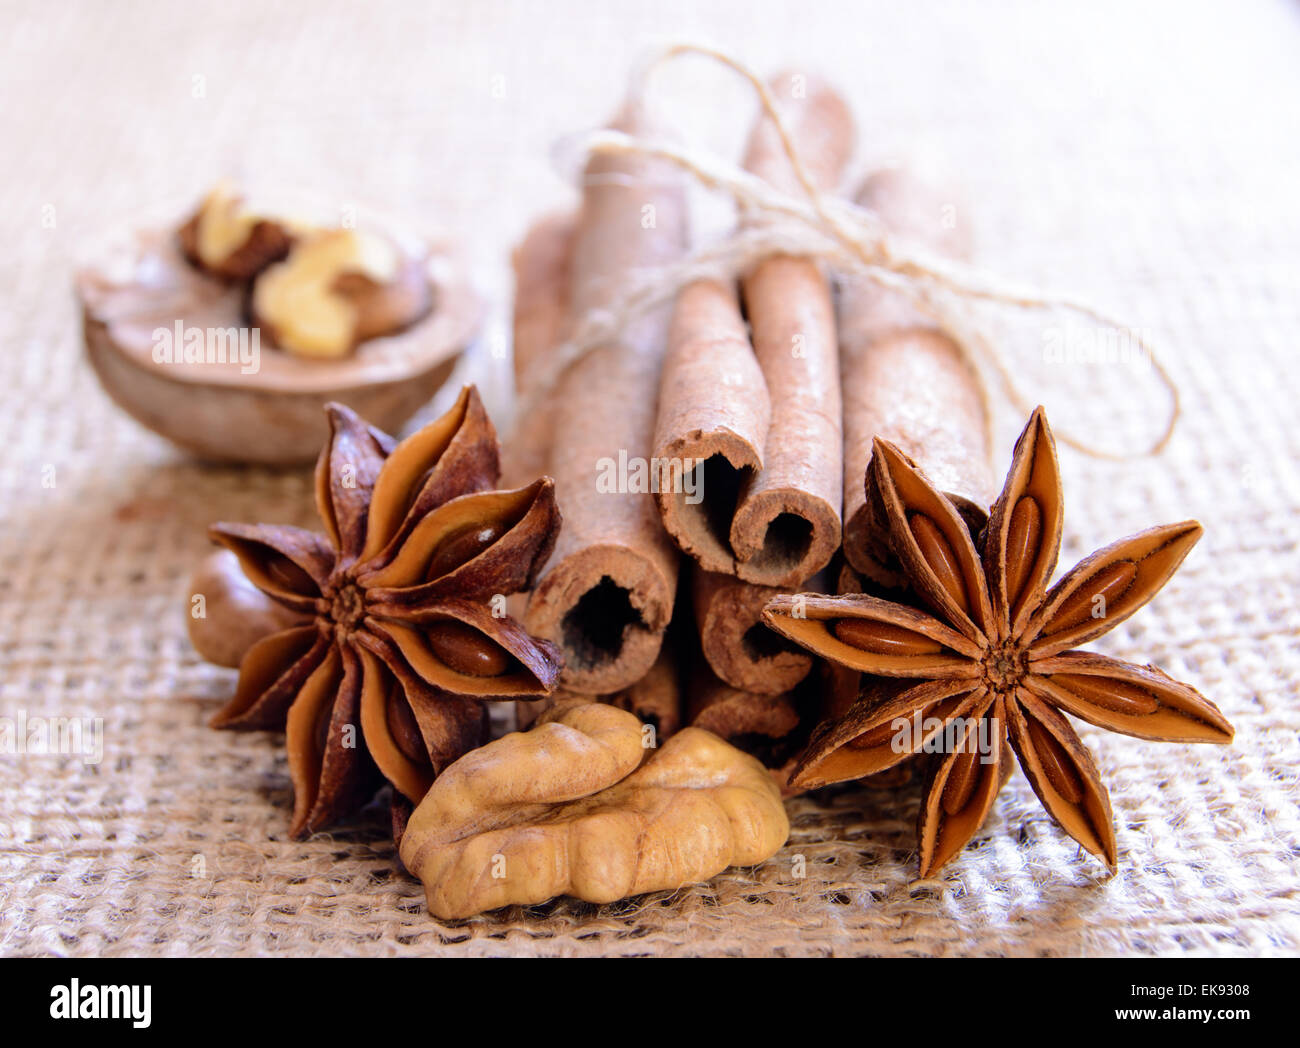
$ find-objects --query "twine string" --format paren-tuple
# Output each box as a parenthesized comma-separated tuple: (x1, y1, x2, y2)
(518, 43, 1181, 459)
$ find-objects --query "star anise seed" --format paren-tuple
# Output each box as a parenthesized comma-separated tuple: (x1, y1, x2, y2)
(208, 386, 563, 838)
(763, 407, 1233, 875)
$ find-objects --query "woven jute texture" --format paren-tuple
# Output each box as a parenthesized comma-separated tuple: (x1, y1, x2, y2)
(2, 0, 1299, 956)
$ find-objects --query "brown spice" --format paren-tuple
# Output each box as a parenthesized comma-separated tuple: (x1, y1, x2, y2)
(503, 211, 574, 489)
(604, 643, 683, 739)
(651, 74, 850, 587)
(686, 660, 800, 759)
(839, 169, 995, 588)
(523, 102, 689, 693)
(691, 565, 812, 694)
(764, 409, 1233, 875)
(203, 388, 564, 837)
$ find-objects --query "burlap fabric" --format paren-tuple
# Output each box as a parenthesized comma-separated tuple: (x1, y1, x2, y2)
(1, 0, 1297, 956)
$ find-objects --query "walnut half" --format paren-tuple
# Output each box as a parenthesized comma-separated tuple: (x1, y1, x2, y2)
(398, 702, 790, 919)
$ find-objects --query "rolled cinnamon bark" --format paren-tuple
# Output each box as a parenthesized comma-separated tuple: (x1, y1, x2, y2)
(652, 75, 851, 588)
(511, 211, 574, 387)
(503, 212, 574, 489)
(691, 565, 812, 695)
(686, 660, 800, 761)
(839, 168, 995, 589)
(653, 279, 769, 572)
(524, 103, 688, 693)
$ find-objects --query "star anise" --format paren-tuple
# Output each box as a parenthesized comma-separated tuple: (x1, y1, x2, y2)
(208, 386, 563, 838)
(763, 408, 1233, 875)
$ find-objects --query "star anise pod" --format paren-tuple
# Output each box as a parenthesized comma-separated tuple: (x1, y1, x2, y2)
(208, 386, 563, 838)
(763, 408, 1233, 875)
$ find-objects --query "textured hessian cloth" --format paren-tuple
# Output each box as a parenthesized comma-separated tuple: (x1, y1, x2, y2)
(0, 0, 1297, 955)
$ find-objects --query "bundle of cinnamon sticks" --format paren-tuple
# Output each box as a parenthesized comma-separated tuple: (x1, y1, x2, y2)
(505, 72, 992, 791)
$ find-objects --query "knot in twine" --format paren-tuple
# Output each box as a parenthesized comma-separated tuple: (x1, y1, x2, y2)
(519, 43, 1181, 461)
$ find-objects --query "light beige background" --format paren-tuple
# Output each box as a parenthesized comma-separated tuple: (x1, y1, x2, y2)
(1, 0, 1297, 955)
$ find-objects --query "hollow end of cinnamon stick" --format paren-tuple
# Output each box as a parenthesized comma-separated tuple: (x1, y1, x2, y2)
(728, 482, 843, 586)
(654, 267, 844, 589)
(730, 251, 844, 587)
(654, 278, 770, 574)
(692, 567, 812, 695)
(526, 544, 676, 694)
(655, 434, 759, 575)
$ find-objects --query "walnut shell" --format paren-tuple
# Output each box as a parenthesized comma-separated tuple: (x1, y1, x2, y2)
(399, 701, 789, 919)
(76, 220, 481, 465)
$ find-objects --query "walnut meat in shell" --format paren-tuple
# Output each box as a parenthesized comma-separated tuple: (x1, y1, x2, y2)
(399, 702, 790, 919)
(76, 190, 481, 465)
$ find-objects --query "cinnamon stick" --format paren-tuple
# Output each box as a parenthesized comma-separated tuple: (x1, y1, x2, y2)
(691, 565, 811, 695)
(503, 213, 571, 716)
(504, 212, 574, 488)
(511, 212, 574, 388)
(839, 168, 995, 589)
(523, 103, 688, 692)
(686, 659, 799, 760)
(653, 278, 769, 569)
(652, 74, 851, 588)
